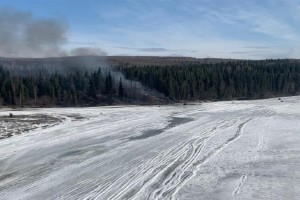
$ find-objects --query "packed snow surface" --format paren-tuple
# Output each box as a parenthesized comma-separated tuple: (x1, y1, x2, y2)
(0, 97, 300, 200)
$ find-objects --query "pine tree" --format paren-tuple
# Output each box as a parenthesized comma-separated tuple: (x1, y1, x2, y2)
(118, 77, 124, 98)
(105, 72, 114, 95)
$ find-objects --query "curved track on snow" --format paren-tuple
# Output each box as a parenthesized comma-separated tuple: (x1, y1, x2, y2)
(0, 97, 299, 200)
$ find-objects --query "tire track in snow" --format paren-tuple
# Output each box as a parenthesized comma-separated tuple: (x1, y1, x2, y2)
(231, 106, 273, 198)
(113, 118, 237, 200)
(81, 141, 192, 200)
(50, 117, 168, 200)
(166, 118, 253, 200)
(89, 119, 233, 200)
(233, 174, 247, 196)
(148, 119, 240, 200)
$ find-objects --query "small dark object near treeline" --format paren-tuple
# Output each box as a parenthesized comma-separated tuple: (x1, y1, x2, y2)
(9, 113, 13, 118)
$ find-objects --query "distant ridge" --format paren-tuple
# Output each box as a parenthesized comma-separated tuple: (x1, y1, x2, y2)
(1, 55, 299, 68)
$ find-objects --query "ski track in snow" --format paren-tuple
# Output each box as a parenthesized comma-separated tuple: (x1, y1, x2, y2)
(0, 97, 300, 200)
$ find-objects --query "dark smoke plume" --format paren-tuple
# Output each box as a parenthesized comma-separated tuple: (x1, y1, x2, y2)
(0, 7, 68, 58)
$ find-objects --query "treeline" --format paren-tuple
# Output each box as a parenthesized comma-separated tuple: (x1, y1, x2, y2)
(0, 67, 126, 106)
(121, 60, 300, 100)
(1, 59, 299, 107)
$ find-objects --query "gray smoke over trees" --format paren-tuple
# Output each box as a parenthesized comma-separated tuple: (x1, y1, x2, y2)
(0, 7, 165, 102)
(0, 6, 110, 73)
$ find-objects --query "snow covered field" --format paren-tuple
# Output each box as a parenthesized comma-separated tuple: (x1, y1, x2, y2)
(0, 97, 299, 200)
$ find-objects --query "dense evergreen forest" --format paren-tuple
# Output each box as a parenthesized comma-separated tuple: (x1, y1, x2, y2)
(0, 67, 128, 106)
(121, 60, 300, 100)
(0, 59, 299, 107)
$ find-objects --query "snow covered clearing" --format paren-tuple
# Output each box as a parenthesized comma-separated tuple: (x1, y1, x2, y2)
(0, 97, 299, 200)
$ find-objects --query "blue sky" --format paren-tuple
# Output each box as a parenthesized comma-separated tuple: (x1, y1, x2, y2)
(2, 0, 300, 59)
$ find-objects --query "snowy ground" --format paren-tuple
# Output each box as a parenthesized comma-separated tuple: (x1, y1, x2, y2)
(0, 97, 299, 200)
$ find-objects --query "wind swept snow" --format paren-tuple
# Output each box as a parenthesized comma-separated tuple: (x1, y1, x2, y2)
(0, 97, 300, 200)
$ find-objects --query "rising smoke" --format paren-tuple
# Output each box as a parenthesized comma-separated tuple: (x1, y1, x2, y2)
(0, 7, 67, 57)
(0, 7, 165, 101)
(0, 7, 107, 58)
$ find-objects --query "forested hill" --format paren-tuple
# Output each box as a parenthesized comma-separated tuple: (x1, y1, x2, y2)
(121, 59, 300, 100)
(0, 57, 299, 107)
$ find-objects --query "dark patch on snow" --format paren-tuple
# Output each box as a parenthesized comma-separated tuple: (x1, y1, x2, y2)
(0, 172, 17, 182)
(128, 117, 193, 141)
(128, 129, 164, 140)
(58, 150, 86, 158)
(168, 117, 194, 128)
